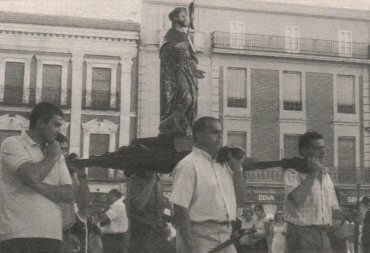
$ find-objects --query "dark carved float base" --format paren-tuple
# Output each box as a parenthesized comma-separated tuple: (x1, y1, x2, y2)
(68, 135, 193, 174)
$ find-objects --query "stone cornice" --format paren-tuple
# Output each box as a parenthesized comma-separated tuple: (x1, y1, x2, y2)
(0, 29, 138, 44)
(0, 22, 139, 44)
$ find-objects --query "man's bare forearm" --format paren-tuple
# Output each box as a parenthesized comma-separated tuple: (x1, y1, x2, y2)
(288, 174, 316, 206)
(35, 183, 74, 204)
(174, 205, 193, 252)
(17, 157, 59, 185)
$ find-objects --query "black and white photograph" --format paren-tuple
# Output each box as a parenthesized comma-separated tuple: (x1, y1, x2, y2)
(0, 0, 370, 252)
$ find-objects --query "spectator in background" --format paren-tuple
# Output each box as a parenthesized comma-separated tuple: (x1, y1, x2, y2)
(250, 204, 270, 253)
(238, 206, 256, 253)
(98, 189, 128, 253)
(269, 210, 287, 253)
(0, 102, 74, 253)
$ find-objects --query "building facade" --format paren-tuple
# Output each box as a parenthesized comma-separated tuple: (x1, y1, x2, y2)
(0, 11, 139, 194)
(139, 0, 370, 213)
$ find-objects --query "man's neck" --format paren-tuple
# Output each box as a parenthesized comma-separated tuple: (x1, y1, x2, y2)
(173, 23, 186, 33)
(194, 144, 216, 158)
(26, 129, 44, 146)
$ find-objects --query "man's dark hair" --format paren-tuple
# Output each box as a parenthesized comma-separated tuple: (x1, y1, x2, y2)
(29, 102, 63, 129)
(168, 7, 187, 22)
(193, 117, 220, 141)
(108, 189, 122, 199)
(298, 131, 323, 152)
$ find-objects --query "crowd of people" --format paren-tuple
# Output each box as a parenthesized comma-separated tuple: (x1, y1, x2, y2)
(1, 102, 370, 253)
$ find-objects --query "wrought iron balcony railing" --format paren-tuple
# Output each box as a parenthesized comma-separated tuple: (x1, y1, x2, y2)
(211, 31, 370, 59)
(0, 86, 71, 108)
(337, 104, 356, 114)
(82, 90, 120, 111)
(244, 167, 370, 185)
(283, 100, 302, 111)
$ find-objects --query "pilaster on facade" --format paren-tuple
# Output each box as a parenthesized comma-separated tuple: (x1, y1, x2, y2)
(84, 58, 120, 109)
(0, 53, 33, 103)
(69, 53, 85, 155)
(35, 55, 70, 105)
(119, 54, 135, 146)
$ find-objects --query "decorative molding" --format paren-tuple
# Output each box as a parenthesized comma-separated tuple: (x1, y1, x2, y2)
(82, 119, 118, 135)
(0, 29, 138, 44)
(0, 114, 29, 132)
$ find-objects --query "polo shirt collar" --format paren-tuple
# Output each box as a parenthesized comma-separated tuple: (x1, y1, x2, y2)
(193, 146, 213, 161)
(21, 132, 41, 147)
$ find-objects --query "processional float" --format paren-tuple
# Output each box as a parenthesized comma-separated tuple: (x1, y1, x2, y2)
(66, 1, 312, 175)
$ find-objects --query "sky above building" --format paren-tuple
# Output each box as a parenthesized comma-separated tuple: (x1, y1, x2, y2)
(0, 0, 369, 23)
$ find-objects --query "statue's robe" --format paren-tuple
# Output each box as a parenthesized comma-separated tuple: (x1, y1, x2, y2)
(159, 28, 199, 136)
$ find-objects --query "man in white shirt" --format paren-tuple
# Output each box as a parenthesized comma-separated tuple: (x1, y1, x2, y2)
(170, 117, 245, 253)
(0, 102, 74, 253)
(284, 132, 340, 253)
(99, 189, 128, 253)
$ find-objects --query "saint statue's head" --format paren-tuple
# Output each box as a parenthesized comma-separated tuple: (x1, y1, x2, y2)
(169, 7, 188, 28)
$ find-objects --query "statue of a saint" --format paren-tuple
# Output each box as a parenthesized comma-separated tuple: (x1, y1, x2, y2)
(159, 7, 205, 137)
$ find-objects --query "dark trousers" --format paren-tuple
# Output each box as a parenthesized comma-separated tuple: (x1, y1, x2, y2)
(286, 223, 332, 253)
(102, 233, 127, 253)
(0, 238, 62, 253)
(129, 221, 175, 253)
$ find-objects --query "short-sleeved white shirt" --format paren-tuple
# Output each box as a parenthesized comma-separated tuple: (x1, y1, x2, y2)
(0, 133, 72, 241)
(170, 147, 237, 222)
(100, 198, 128, 234)
(284, 168, 339, 226)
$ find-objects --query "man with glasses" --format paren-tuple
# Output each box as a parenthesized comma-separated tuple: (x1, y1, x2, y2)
(284, 132, 340, 253)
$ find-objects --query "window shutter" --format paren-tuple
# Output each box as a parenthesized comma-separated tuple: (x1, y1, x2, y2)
(88, 133, 110, 179)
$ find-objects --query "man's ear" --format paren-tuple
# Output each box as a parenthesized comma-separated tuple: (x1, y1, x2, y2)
(35, 118, 45, 129)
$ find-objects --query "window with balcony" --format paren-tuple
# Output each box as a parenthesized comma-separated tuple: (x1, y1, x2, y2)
(283, 71, 302, 111)
(3, 62, 25, 105)
(338, 136, 356, 183)
(285, 26, 300, 53)
(337, 75, 355, 114)
(283, 134, 301, 158)
(42, 64, 62, 105)
(90, 67, 111, 110)
(227, 67, 247, 108)
(338, 31, 352, 57)
(88, 133, 110, 180)
(227, 131, 247, 151)
(230, 22, 245, 48)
